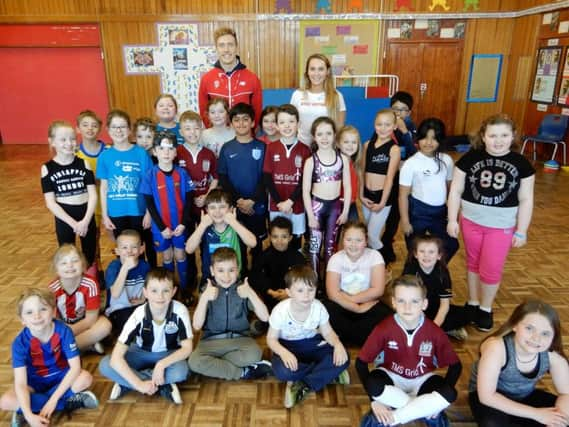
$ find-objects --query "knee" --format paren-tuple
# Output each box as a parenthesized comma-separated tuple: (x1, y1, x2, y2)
(166, 360, 189, 382)
(0, 389, 18, 411)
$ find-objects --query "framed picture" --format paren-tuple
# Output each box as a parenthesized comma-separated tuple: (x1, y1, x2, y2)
(557, 48, 569, 106)
(531, 46, 562, 104)
(124, 46, 161, 74)
(466, 54, 503, 102)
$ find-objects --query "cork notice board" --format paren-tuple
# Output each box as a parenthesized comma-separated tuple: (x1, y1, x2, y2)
(466, 54, 503, 102)
(299, 20, 379, 85)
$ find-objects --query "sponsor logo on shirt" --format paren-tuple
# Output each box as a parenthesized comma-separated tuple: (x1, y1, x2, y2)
(418, 340, 433, 357)
(165, 321, 179, 334)
(388, 340, 398, 350)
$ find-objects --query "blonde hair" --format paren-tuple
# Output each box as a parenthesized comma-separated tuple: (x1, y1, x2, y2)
(302, 54, 339, 122)
(214, 27, 237, 44)
(48, 120, 74, 138)
(179, 110, 203, 126)
(336, 125, 362, 176)
(51, 244, 86, 274)
(17, 288, 55, 317)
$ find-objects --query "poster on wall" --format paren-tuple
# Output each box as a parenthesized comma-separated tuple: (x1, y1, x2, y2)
(531, 46, 562, 104)
(557, 48, 569, 106)
(298, 20, 379, 87)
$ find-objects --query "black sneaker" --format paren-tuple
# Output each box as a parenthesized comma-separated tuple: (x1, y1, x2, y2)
(476, 308, 493, 332)
(464, 303, 479, 325)
(159, 383, 182, 404)
(242, 360, 273, 379)
(64, 391, 99, 412)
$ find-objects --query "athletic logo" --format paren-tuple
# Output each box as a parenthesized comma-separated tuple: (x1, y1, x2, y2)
(252, 148, 262, 160)
(387, 340, 398, 350)
(294, 155, 303, 168)
(273, 154, 281, 162)
(165, 321, 179, 334)
(214, 80, 220, 89)
(229, 153, 238, 159)
(202, 160, 210, 172)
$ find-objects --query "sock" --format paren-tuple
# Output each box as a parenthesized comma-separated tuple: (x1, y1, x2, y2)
(373, 385, 411, 409)
(467, 300, 480, 306)
(176, 258, 188, 290)
(163, 260, 175, 272)
(392, 391, 449, 425)
(479, 306, 492, 313)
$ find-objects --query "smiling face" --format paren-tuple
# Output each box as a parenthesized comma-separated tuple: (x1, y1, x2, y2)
(19, 295, 54, 336)
(513, 312, 555, 356)
(210, 259, 239, 288)
(482, 123, 514, 156)
(414, 241, 441, 273)
(338, 131, 359, 158)
(108, 117, 131, 145)
(392, 285, 428, 329)
(313, 122, 335, 150)
(276, 111, 298, 140)
(374, 112, 396, 142)
(155, 97, 177, 124)
(231, 113, 254, 138)
(180, 119, 202, 146)
(418, 129, 440, 158)
(216, 34, 238, 70)
(269, 226, 293, 252)
(206, 201, 230, 224)
(342, 227, 367, 261)
(115, 234, 143, 264)
(306, 57, 329, 89)
(54, 249, 84, 281)
(262, 112, 278, 137)
(77, 117, 101, 142)
(143, 278, 175, 312)
(286, 280, 317, 308)
(49, 126, 77, 157)
(208, 102, 229, 128)
(135, 126, 154, 151)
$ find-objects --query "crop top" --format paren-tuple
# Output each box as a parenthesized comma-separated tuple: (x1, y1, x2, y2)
(312, 151, 343, 183)
(41, 157, 95, 198)
(365, 139, 396, 175)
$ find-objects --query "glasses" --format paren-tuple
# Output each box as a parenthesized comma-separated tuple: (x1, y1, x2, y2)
(392, 108, 410, 113)
(109, 125, 128, 131)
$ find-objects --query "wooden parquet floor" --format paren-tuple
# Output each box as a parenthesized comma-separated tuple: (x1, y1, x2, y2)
(0, 144, 568, 426)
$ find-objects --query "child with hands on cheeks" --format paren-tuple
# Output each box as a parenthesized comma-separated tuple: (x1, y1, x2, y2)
(0, 289, 98, 427)
(469, 300, 569, 426)
(267, 264, 349, 409)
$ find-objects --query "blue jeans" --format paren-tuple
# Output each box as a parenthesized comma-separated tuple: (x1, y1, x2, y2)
(98, 345, 189, 389)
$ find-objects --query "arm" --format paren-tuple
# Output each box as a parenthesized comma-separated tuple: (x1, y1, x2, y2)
(252, 75, 263, 128)
(68, 309, 99, 336)
(218, 173, 238, 203)
(151, 338, 193, 386)
(348, 263, 386, 304)
(144, 194, 167, 231)
(325, 270, 360, 311)
(192, 280, 217, 330)
(266, 326, 298, 371)
(319, 321, 348, 366)
(75, 183, 97, 237)
(39, 355, 82, 419)
(359, 141, 373, 209)
(109, 258, 137, 299)
(185, 211, 212, 254)
(99, 178, 115, 231)
(512, 175, 535, 248)
(337, 154, 351, 224)
(446, 168, 466, 238)
(43, 192, 78, 229)
(336, 110, 346, 129)
(263, 172, 281, 202)
(302, 158, 317, 228)
(378, 145, 401, 207)
(399, 185, 413, 236)
(13, 367, 49, 426)
(110, 341, 157, 395)
(225, 210, 257, 248)
(238, 278, 269, 321)
(198, 77, 210, 127)
(433, 298, 450, 327)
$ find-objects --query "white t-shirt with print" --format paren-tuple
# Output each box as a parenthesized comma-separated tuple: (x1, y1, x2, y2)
(269, 298, 329, 341)
(326, 248, 384, 295)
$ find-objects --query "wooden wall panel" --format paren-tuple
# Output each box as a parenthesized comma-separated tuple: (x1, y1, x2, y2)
(0, 0, 98, 16)
(258, 20, 299, 89)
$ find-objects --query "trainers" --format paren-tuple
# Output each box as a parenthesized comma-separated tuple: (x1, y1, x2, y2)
(284, 380, 311, 408)
(242, 360, 273, 379)
(64, 390, 99, 412)
(423, 411, 450, 427)
(93, 341, 105, 354)
(250, 319, 268, 337)
(332, 368, 351, 385)
(446, 327, 468, 341)
(464, 303, 479, 325)
(159, 383, 182, 404)
(476, 308, 494, 332)
(109, 383, 129, 401)
(10, 412, 25, 427)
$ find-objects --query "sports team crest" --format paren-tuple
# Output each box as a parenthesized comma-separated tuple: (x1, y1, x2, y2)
(418, 340, 433, 357)
(295, 155, 302, 168)
(202, 160, 210, 172)
(252, 148, 262, 160)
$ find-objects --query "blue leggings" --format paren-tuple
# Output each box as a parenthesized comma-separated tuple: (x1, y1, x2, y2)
(308, 196, 341, 276)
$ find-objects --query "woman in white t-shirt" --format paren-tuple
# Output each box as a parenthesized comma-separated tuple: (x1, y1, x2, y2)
(324, 221, 392, 346)
(399, 118, 459, 262)
(291, 54, 346, 147)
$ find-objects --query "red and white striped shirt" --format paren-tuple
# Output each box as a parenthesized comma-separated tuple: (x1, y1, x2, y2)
(48, 275, 100, 324)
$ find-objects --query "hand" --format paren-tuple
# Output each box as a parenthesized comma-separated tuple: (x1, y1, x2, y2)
(103, 215, 116, 231)
(237, 278, 253, 299)
(142, 211, 152, 229)
(395, 117, 408, 133)
(336, 211, 348, 225)
(307, 215, 319, 229)
(276, 199, 293, 214)
(173, 224, 185, 237)
(75, 218, 89, 237)
(447, 220, 459, 238)
(370, 202, 385, 213)
(199, 210, 213, 227)
(533, 407, 569, 426)
(137, 379, 158, 395)
(268, 288, 288, 301)
(360, 197, 374, 209)
(512, 231, 527, 248)
(202, 279, 218, 301)
(194, 195, 206, 208)
(333, 343, 348, 366)
(371, 401, 395, 426)
(401, 221, 413, 236)
(129, 296, 146, 305)
(152, 361, 165, 386)
(237, 198, 255, 215)
(224, 208, 238, 225)
(161, 227, 173, 239)
(38, 397, 58, 420)
(122, 255, 138, 271)
(280, 350, 298, 371)
(25, 413, 50, 427)
(356, 300, 378, 314)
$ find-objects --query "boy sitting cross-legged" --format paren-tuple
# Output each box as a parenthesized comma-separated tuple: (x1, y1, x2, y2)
(98, 268, 192, 404)
(267, 264, 350, 409)
(0, 288, 98, 427)
(188, 247, 272, 381)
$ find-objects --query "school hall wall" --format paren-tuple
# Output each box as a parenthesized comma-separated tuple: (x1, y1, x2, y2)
(0, 0, 561, 136)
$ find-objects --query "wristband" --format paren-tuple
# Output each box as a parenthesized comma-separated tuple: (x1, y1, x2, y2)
(513, 232, 526, 239)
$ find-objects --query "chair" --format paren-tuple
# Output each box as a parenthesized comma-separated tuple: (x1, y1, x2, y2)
(521, 114, 568, 165)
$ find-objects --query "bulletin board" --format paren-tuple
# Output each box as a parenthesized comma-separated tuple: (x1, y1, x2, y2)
(299, 20, 379, 85)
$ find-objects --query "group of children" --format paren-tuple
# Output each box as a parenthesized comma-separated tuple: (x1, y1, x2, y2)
(2, 86, 568, 426)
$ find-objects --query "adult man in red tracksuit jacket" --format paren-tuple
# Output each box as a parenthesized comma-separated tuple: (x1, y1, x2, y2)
(199, 27, 263, 128)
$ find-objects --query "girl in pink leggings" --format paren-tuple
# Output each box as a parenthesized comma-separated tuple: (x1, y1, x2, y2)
(447, 114, 535, 332)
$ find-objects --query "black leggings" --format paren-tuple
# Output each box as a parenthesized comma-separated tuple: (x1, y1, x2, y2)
(55, 203, 97, 266)
(469, 389, 559, 426)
